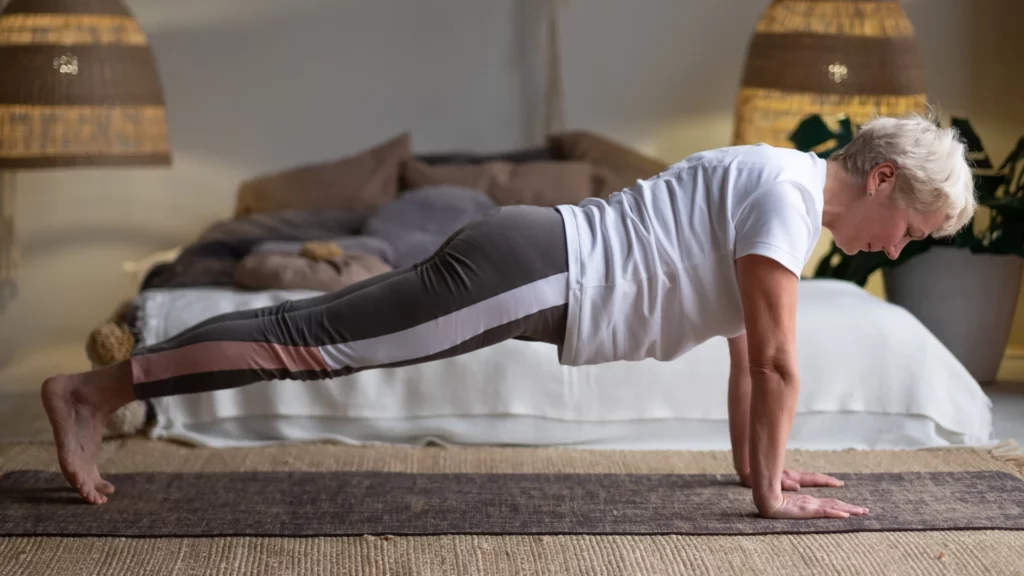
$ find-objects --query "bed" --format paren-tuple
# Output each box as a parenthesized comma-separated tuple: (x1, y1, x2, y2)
(104, 130, 995, 451)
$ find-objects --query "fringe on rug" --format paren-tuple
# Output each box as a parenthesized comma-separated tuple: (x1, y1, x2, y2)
(990, 439, 1024, 474)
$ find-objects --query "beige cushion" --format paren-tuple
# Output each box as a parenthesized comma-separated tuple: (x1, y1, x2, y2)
(547, 131, 669, 197)
(234, 133, 411, 217)
(401, 158, 593, 206)
(234, 250, 392, 292)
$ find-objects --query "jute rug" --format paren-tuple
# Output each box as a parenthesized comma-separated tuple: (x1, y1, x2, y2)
(1, 438, 1022, 576)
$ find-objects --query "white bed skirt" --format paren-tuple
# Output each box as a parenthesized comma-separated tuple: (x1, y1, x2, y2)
(151, 413, 975, 451)
(137, 279, 993, 450)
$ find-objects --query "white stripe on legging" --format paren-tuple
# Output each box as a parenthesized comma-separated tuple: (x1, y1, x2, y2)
(317, 272, 568, 370)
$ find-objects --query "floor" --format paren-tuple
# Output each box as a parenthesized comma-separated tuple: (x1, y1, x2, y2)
(989, 381, 1024, 444)
(1, 342, 1023, 446)
(989, 357, 1024, 444)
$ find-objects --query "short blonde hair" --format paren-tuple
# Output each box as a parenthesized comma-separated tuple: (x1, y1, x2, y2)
(829, 113, 977, 237)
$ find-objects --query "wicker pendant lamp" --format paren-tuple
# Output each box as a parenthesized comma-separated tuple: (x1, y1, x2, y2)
(0, 0, 171, 313)
(732, 0, 928, 147)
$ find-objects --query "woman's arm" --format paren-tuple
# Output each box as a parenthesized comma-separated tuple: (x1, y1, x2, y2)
(736, 254, 797, 513)
(727, 334, 752, 484)
(730, 333, 847, 492)
(736, 254, 869, 519)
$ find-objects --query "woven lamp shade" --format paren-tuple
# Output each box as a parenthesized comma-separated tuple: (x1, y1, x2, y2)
(732, 0, 928, 147)
(0, 0, 171, 168)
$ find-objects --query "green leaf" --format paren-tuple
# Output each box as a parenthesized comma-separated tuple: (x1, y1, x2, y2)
(788, 114, 853, 159)
(789, 115, 835, 153)
(952, 117, 993, 169)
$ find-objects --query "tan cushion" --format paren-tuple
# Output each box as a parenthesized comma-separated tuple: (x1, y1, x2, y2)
(590, 166, 635, 199)
(401, 158, 593, 206)
(234, 133, 411, 217)
(234, 250, 392, 292)
(547, 131, 669, 196)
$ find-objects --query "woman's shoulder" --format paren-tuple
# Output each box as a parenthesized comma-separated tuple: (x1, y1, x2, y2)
(652, 145, 817, 191)
(661, 144, 816, 176)
(701, 143, 816, 164)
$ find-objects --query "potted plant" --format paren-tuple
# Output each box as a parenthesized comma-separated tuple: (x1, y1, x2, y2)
(789, 114, 1024, 384)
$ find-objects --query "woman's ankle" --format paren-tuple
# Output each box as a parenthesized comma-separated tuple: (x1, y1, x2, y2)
(78, 361, 138, 416)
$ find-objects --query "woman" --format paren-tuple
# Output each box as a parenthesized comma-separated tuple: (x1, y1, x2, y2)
(42, 114, 976, 519)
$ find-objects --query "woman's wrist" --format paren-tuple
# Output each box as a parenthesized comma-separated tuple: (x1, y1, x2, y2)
(753, 486, 784, 516)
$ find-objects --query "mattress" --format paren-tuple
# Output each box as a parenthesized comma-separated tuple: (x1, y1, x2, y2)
(136, 279, 994, 450)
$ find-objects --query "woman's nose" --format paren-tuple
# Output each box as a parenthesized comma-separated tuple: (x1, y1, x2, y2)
(885, 239, 908, 260)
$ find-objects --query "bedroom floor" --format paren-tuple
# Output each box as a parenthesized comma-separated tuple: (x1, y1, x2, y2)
(1, 343, 1023, 446)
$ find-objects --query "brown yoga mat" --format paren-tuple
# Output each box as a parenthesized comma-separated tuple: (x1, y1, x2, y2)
(1, 470, 1023, 537)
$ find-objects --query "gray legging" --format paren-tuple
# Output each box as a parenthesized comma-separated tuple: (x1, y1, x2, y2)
(130, 205, 570, 399)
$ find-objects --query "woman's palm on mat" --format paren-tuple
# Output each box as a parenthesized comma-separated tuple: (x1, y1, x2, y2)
(743, 470, 869, 519)
(766, 493, 870, 519)
(741, 470, 870, 519)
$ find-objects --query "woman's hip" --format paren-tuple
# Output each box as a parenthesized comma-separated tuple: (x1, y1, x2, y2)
(436, 205, 568, 277)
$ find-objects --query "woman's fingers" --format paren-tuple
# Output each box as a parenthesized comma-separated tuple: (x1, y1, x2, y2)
(821, 508, 850, 519)
(797, 472, 844, 487)
(780, 470, 845, 489)
(819, 498, 869, 516)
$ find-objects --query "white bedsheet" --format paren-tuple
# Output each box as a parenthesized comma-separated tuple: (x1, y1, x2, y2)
(138, 279, 993, 449)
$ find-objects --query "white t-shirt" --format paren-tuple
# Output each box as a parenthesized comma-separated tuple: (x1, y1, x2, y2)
(554, 144, 826, 366)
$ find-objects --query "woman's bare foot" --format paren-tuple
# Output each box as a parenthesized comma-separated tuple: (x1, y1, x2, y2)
(40, 361, 136, 505)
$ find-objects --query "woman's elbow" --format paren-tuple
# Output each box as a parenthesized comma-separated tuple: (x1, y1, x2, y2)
(747, 351, 798, 384)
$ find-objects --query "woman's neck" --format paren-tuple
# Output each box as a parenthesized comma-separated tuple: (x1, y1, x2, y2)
(821, 159, 859, 231)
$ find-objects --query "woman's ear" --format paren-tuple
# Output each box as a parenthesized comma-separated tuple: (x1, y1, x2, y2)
(868, 162, 897, 199)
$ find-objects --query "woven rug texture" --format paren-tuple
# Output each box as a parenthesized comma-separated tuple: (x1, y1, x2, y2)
(0, 438, 1021, 576)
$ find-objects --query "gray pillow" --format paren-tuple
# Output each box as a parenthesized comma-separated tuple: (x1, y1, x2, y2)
(364, 185, 497, 268)
(199, 209, 369, 243)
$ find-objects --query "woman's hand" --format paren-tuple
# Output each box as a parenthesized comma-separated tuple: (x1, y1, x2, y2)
(739, 470, 869, 519)
(740, 470, 845, 491)
(761, 493, 869, 519)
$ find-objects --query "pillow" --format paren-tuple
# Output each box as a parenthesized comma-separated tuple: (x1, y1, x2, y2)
(401, 158, 593, 206)
(122, 246, 183, 286)
(234, 250, 392, 292)
(590, 166, 637, 199)
(547, 130, 669, 197)
(234, 133, 411, 217)
(253, 235, 397, 268)
(416, 146, 555, 165)
(199, 210, 370, 244)
(363, 185, 497, 269)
